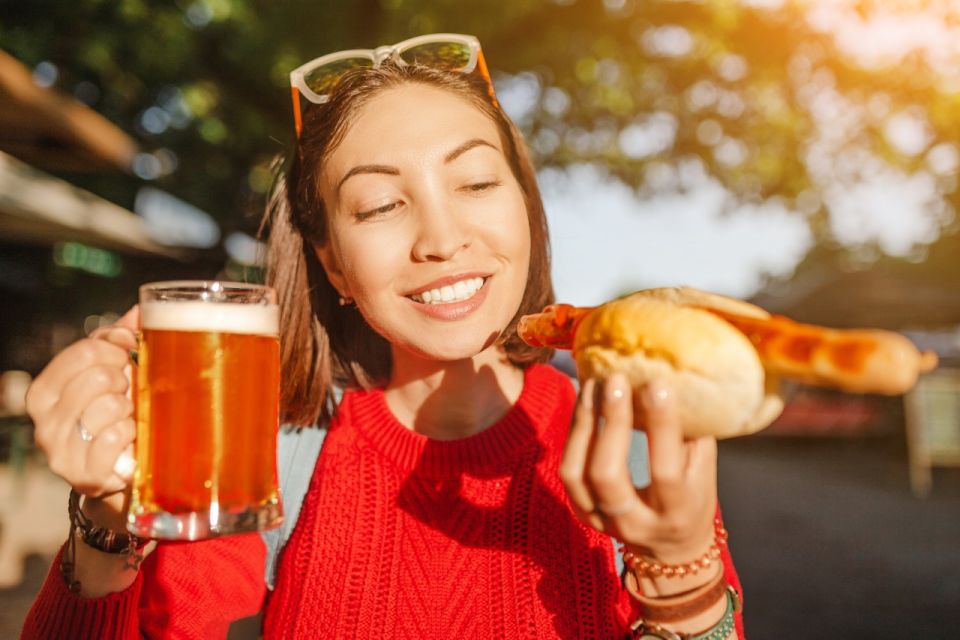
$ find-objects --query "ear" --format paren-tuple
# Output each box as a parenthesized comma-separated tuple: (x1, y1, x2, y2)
(313, 242, 350, 299)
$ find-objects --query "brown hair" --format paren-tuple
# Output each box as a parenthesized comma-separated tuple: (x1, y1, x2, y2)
(264, 63, 554, 427)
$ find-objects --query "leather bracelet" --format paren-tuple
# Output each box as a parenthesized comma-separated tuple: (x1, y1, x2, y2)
(69, 489, 149, 555)
(630, 585, 741, 640)
(61, 489, 150, 593)
(629, 570, 726, 623)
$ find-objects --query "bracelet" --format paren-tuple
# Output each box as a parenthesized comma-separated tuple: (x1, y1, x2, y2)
(630, 585, 741, 640)
(60, 489, 150, 593)
(628, 569, 726, 622)
(622, 518, 728, 579)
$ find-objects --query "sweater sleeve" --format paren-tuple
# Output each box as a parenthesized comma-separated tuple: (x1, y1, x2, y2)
(139, 533, 267, 639)
(20, 545, 145, 640)
(718, 505, 745, 640)
(20, 533, 267, 640)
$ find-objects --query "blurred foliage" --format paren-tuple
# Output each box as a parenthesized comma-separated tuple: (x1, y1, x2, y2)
(1, 0, 959, 259)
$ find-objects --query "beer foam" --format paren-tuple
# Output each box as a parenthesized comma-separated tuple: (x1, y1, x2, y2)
(141, 301, 279, 336)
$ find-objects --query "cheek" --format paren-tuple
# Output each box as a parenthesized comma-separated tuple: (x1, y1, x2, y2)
(336, 230, 404, 297)
(494, 191, 532, 272)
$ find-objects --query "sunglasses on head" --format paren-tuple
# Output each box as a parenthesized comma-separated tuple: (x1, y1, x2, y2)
(289, 33, 497, 137)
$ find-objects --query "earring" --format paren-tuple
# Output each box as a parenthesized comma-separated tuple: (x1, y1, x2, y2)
(338, 296, 353, 306)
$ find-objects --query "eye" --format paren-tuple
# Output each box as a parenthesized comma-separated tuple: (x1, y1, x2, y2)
(355, 200, 400, 221)
(461, 180, 502, 194)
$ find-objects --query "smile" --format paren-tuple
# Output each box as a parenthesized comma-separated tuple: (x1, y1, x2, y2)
(409, 277, 487, 305)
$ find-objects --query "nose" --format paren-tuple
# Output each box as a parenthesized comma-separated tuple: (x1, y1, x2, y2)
(409, 191, 471, 262)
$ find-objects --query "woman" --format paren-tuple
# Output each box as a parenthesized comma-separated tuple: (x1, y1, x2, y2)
(22, 35, 743, 639)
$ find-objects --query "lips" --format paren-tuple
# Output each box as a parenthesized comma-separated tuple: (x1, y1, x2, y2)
(409, 276, 487, 305)
(405, 273, 491, 304)
(404, 272, 492, 321)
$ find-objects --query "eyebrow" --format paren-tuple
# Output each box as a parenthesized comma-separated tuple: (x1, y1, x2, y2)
(337, 164, 400, 193)
(444, 138, 498, 163)
(336, 138, 499, 193)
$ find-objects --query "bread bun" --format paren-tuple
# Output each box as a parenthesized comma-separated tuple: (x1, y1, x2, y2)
(572, 290, 783, 439)
(637, 285, 771, 320)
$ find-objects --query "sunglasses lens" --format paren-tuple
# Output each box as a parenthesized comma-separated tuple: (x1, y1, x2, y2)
(399, 41, 472, 71)
(303, 56, 374, 95)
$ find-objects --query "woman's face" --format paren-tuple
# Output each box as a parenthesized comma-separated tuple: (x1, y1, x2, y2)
(315, 83, 532, 363)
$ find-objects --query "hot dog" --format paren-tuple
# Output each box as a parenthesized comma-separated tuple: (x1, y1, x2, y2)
(517, 286, 938, 439)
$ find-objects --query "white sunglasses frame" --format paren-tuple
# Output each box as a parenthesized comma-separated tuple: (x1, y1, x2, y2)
(290, 33, 482, 106)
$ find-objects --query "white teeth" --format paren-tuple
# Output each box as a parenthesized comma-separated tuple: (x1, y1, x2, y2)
(410, 277, 486, 304)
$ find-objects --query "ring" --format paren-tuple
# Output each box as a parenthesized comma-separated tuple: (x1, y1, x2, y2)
(76, 420, 95, 442)
(596, 496, 641, 518)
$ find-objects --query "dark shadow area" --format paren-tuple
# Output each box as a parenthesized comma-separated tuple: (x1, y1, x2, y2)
(719, 434, 960, 639)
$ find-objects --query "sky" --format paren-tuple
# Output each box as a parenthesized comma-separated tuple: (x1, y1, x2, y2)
(537, 164, 812, 305)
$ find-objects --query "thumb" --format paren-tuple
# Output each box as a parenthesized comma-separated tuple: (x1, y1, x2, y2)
(89, 305, 139, 351)
(115, 305, 140, 331)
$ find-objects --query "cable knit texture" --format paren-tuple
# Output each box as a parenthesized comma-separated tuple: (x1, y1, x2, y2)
(21, 364, 744, 639)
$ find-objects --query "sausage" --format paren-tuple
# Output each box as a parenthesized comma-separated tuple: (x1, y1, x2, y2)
(705, 309, 938, 395)
(516, 304, 593, 349)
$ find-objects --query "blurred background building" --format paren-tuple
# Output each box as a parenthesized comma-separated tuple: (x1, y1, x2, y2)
(1, 1, 959, 637)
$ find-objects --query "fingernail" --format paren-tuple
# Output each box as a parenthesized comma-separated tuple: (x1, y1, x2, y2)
(113, 452, 136, 479)
(606, 374, 628, 401)
(643, 380, 670, 406)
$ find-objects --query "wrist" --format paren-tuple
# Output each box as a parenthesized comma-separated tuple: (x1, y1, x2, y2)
(626, 515, 717, 566)
(80, 492, 129, 532)
(62, 490, 154, 597)
(622, 517, 728, 597)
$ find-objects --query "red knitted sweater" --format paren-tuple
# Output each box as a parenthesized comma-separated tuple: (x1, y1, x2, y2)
(22, 364, 744, 639)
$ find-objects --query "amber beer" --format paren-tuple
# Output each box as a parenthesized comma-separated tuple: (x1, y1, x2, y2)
(129, 282, 282, 540)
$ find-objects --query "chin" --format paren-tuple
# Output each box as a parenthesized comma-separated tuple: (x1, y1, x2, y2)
(397, 329, 502, 364)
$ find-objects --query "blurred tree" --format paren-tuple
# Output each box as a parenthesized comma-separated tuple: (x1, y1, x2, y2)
(2, 0, 958, 269)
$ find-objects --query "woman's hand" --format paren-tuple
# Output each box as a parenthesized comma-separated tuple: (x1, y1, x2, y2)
(560, 373, 718, 566)
(26, 307, 140, 504)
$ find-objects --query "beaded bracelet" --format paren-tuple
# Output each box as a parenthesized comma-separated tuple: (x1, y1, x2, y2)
(60, 489, 150, 593)
(622, 517, 729, 579)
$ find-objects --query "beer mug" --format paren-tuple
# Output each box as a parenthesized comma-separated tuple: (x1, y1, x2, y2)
(128, 281, 283, 540)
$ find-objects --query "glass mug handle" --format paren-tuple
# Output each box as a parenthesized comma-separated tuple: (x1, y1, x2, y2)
(113, 344, 139, 483)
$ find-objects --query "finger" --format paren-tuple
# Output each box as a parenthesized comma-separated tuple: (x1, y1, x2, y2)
(684, 435, 718, 496)
(56, 365, 130, 426)
(79, 393, 134, 433)
(25, 339, 131, 417)
(588, 373, 648, 536)
(89, 325, 138, 352)
(43, 365, 129, 458)
(638, 378, 687, 511)
(116, 305, 140, 331)
(32, 363, 129, 459)
(80, 418, 136, 497)
(90, 306, 140, 336)
(559, 378, 605, 531)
